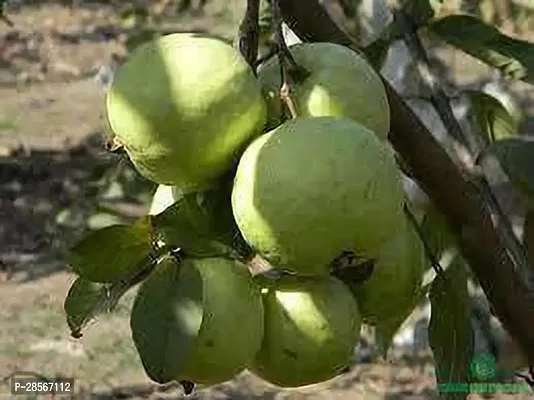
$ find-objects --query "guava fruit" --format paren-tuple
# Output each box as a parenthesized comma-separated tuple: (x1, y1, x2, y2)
(251, 274, 361, 388)
(346, 216, 427, 326)
(257, 42, 390, 139)
(106, 33, 267, 190)
(231, 116, 405, 275)
(130, 255, 264, 385)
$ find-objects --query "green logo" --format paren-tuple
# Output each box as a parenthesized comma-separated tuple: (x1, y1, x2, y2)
(469, 352, 497, 381)
(435, 351, 531, 394)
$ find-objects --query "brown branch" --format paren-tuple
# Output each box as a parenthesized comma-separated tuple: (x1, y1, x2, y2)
(278, 0, 534, 365)
(391, 5, 534, 286)
(236, 0, 261, 71)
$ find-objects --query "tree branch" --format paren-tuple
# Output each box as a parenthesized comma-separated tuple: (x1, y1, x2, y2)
(391, 6, 534, 288)
(236, 0, 261, 71)
(278, 0, 534, 365)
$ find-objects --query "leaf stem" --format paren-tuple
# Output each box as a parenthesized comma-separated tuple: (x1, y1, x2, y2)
(271, 0, 307, 119)
(404, 203, 444, 276)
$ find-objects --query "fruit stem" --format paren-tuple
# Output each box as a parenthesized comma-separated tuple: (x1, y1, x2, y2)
(403, 203, 444, 276)
(270, 0, 309, 119)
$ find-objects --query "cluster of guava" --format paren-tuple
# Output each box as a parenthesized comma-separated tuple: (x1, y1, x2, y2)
(106, 32, 428, 390)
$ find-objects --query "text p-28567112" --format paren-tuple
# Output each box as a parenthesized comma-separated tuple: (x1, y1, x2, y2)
(10, 376, 74, 395)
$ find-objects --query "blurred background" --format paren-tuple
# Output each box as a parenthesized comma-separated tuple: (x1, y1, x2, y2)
(0, 0, 534, 398)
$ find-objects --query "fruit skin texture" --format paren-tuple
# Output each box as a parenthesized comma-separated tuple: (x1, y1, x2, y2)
(181, 257, 265, 384)
(347, 216, 427, 326)
(252, 275, 361, 388)
(106, 33, 266, 190)
(131, 256, 265, 385)
(257, 42, 390, 139)
(231, 116, 405, 275)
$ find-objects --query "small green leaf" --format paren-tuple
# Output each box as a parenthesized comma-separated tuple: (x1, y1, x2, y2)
(465, 90, 519, 146)
(375, 282, 431, 357)
(485, 137, 534, 206)
(428, 15, 534, 85)
(130, 255, 204, 384)
(64, 278, 107, 338)
(67, 216, 153, 283)
(152, 179, 251, 261)
(63, 247, 166, 338)
(428, 259, 474, 399)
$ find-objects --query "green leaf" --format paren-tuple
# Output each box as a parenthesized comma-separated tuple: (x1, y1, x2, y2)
(428, 259, 474, 399)
(375, 282, 431, 357)
(485, 137, 534, 206)
(67, 216, 153, 283)
(130, 255, 204, 384)
(63, 278, 108, 338)
(428, 15, 534, 85)
(63, 247, 166, 338)
(152, 178, 252, 261)
(465, 90, 519, 146)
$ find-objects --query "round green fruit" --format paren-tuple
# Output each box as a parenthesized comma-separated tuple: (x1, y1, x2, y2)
(347, 216, 427, 325)
(231, 116, 405, 275)
(257, 42, 390, 138)
(106, 33, 267, 190)
(130, 256, 264, 385)
(251, 275, 361, 388)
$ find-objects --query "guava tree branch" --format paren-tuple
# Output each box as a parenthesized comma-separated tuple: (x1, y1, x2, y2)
(236, 0, 261, 70)
(391, 5, 533, 287)
(278, 0, 534, 365)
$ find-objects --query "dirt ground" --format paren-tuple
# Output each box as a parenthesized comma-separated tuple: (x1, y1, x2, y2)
(1, 2, 534, 399)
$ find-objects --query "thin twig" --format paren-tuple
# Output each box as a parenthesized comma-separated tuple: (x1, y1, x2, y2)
(236, 0, 261, 72)
(271, 0, 299, 118)
(404, 203, 444, 275)
(0, 0, 13, 27)
(391, 6, 533, 285)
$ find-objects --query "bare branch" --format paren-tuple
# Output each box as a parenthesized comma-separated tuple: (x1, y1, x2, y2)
(236, 0, 261, 71)
(278, 0, 534, 366)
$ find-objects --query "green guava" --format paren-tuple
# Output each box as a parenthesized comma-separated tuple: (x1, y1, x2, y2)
(251, 274, 361, 388)
(231, 116, 405, 275)
(106, 33, 267, 190)
(347, 216, 427, 326)
(257, 42, 390, 139)
(130, 256, 264, 385)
